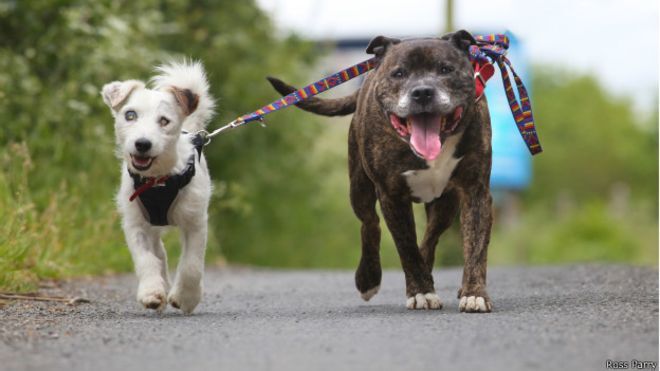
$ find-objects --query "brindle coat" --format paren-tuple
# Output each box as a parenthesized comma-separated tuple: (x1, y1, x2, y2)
(268, 31, 493, 312)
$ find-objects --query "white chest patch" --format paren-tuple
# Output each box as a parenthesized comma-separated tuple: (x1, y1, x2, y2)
(402, 133, 463, 203)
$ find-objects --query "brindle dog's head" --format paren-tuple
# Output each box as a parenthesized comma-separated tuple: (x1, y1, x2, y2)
(368, 31, 477, 161)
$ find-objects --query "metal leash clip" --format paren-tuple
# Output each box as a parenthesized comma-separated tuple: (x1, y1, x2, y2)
(197, 117, 248, 146)
(196, 129, 211, 146)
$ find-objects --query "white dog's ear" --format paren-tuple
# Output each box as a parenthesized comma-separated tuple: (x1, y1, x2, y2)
(101, 80, 145, 112)
(170, 87, 199, 116)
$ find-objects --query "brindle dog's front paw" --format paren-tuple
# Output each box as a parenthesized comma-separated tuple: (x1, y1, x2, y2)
(457, 287, 492, 313)
(406, 292, 443, 310)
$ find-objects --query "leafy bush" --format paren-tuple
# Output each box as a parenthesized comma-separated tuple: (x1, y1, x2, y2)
(0, 0, 319, 290)
(0, 1, 656, 292)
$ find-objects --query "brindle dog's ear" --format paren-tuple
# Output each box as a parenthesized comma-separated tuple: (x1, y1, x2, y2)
(366, 36, 401, 58)
(170, 87, 199, 116)
(447, 30, 477, 54)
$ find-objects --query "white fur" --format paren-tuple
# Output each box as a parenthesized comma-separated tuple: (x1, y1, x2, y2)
(402, 133, 463, 203)
(437, 90, 451, 106)
(150, 60, 215, 132)
(406, 292, 443, 310)
(396, 94, 411, 115)
(360, 285, 380, 301)
(395, 89, 452, 116)
(102, 61, 215, 314)
(459, 295, 491, 313)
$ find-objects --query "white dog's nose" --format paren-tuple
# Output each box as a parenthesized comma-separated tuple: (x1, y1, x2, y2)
(135, 138, 152, 154)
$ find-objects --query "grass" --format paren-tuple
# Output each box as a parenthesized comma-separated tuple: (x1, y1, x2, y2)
(1, 138, 657, 293)
(489, 200, 658, 266)
(0, 141, 225, 292)
(0, 142, 130, 291)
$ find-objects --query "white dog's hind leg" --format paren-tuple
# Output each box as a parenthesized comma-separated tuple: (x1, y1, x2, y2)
(125, 226, 170, 311)
(168, 223, 207, 314)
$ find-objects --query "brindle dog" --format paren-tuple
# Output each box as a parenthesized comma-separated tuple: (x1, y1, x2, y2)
(268, 30, 493, 313)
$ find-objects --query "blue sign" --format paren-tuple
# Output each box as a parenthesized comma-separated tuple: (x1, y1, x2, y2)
(485, 32, 533, 190)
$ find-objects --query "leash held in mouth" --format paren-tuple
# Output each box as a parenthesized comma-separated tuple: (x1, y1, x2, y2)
(202, 33, 541, 155)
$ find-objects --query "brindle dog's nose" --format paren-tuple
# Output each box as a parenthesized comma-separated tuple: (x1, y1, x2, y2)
(135, 138, 152, 153)
(411, 86, 435, 105)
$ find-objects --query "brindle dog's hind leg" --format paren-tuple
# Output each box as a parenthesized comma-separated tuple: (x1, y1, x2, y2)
(350, 130, 382, 301)
(419, 190, 460, 272)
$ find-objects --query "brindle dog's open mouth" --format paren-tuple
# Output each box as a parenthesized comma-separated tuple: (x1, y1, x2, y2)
(389, 106, 463, 161)
(131, 155, 155, 171)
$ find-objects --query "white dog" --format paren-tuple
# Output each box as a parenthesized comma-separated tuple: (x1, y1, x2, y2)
(101, 61, 215, 314)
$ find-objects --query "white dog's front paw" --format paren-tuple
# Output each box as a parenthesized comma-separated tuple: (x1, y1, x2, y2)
(137, 280, 168, 311)
(168, 283, 202, 314)
(406, 293, 443, 310)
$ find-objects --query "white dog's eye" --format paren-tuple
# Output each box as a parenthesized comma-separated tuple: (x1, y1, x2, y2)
(125, 110, 137, 121)
(159, 117, 170, 127)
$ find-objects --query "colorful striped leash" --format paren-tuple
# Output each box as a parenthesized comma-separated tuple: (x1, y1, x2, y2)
(201, 33, 541, 156)
(469, 33, 542, 155)
(200, 57, 378, 142)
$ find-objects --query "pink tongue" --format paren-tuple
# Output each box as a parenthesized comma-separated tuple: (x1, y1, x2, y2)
(134, 157, 150, 165)
(409, 114, 442, 161)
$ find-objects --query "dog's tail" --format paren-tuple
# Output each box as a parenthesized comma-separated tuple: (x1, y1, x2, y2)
(151, 60, 216, 132)
(266, 76, 357, 116)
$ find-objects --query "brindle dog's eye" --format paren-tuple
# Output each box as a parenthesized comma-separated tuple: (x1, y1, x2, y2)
(391, 68, 406, 79)
(159, 117, 170, 126)
(124, 110, 137, 121)
(440, 65, 454, 74)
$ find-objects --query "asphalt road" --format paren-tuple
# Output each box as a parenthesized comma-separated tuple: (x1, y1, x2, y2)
(1, 265, 657, 371)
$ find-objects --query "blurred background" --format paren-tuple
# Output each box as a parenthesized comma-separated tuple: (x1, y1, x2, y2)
(1, 0, 657, 292)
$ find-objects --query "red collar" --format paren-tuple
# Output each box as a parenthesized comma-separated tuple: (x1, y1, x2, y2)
(129, 175, 170, 201)
(473, 61, 495, 101)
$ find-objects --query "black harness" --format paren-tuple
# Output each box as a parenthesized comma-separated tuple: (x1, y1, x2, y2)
(128, 133, 204, 226)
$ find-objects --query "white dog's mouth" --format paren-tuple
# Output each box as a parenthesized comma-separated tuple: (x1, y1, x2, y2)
(131, 155, 155, 171)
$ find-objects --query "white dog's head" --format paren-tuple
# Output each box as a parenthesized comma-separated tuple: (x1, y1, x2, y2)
(101, 79, 199, 177)
(102, 61, 214, 178)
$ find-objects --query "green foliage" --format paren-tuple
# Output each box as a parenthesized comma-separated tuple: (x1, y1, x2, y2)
(0, 0, 320, 290)
(490, 200, 657, 266)
(490, 68, 658, 267)
(526, 67, 658, 205)
(0, 143, 131, 291)
(0, 1, 656, 292)
(527, 201, 654, 264)
(0, 0, 150, 290)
